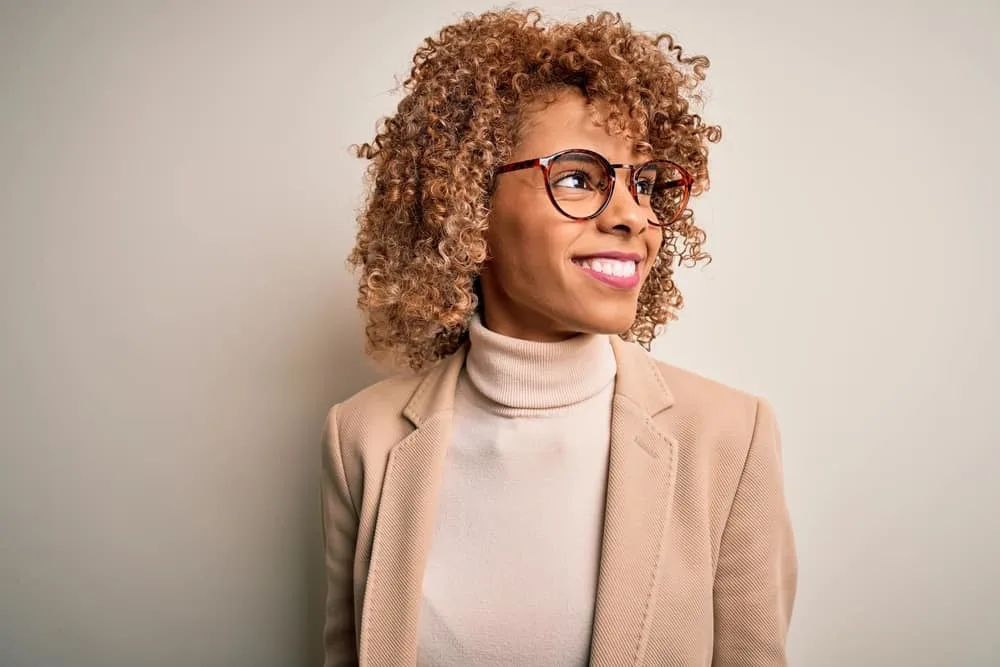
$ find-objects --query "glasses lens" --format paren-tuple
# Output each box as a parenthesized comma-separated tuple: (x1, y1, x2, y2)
(547, 151, 611, 218)
(637, 161, 688, 225)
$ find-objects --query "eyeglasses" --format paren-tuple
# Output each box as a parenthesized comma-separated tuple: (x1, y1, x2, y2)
(494, 148, 693, 227)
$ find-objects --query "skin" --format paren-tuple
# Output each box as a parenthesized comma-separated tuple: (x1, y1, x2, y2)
(479, 88, 664, 341)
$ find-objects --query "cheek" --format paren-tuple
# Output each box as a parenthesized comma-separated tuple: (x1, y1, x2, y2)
(494, 228, 570, 284)
(519, 225, 581, 281)
(645, 231, 664, 272)
(489, 208, 576, 278)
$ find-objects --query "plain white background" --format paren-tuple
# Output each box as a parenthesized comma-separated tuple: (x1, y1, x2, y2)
(1, 1, 998, 665)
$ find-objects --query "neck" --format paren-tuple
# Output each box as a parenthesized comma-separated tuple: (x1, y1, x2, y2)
(477, 273, 578, 342)
(464, 313, 617, 410)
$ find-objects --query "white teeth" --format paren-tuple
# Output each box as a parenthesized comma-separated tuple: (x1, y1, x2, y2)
(574, 258, 637, 277)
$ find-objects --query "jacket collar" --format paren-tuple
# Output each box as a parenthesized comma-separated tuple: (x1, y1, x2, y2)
(400, 336, 674, 424)
(360, 336, 678, 666)
(401, 344, 469, 428)
(607, 335, 675, 415)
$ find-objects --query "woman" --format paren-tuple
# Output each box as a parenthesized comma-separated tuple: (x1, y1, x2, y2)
(321, 9, 797, 666)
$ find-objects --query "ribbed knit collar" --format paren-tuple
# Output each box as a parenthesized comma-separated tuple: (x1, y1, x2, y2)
(464, 314, 617, 410)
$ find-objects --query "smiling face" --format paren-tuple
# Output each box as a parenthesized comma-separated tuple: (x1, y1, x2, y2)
(479, 88, 664, 341)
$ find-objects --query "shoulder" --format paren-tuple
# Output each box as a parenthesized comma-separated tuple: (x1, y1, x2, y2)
(647, 355, 775, 460)
(657, 360, 761, 422)
(328, 366, 428, 448)
(326, 349, 464, 455)
(643, 355, 787, 557)
(336, 371, 422, 427)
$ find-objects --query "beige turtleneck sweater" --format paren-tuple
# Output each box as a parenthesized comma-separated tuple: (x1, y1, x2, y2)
(416, 315, 618, 667)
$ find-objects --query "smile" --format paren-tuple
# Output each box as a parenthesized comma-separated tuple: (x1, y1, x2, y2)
(572, 256, 641, 289)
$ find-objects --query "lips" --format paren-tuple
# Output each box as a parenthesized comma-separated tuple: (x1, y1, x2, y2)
(571, 252, 644, 289)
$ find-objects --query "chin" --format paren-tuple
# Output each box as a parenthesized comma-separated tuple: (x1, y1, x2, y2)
(568, 305, 638, 336)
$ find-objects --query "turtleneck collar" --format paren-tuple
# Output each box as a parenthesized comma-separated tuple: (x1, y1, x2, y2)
(463, 313, 617, 410)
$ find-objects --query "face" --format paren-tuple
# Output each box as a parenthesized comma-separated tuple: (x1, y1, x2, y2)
(479, 88, 664, 341)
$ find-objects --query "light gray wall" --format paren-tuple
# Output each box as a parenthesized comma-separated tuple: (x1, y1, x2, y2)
(1, 1, 997, 665)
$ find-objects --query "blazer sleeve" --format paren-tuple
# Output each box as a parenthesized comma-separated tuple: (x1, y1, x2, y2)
(712, 398, 798, 666)
(321, 403, 360, 667)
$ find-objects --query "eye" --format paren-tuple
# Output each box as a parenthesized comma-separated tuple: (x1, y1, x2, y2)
(552, 170, 597, 190)
(635, 177, 656, 196)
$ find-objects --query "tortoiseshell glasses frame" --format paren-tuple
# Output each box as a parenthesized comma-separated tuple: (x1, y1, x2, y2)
(493, 148, 693, 227)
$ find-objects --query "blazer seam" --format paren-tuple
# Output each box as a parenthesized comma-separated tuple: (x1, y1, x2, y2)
(712, 396, 760, 578)
(616, 393, 668, 456)
(404, 354, 453, 425)
(638, 437, 675, 664)
(358, 447, 396, 663)
(618, 355, 673, 413)
(331, 402, 360, 519)
(646, 354, 671, 400)
(616, 394, 676, 663)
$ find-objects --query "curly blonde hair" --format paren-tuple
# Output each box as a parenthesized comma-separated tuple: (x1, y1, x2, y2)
(350, 8, 721, 371)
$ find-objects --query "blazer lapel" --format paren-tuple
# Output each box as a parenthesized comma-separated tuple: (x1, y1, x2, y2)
(357, 338, 677, 666)
(358, 346, 468, 666)
(589, 337, 678, 666)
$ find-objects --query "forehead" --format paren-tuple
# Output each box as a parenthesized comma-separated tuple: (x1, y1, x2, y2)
(513, 88, 644, 164)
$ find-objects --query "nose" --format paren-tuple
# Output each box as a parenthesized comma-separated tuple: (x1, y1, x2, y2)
(595, 172, 648, 237)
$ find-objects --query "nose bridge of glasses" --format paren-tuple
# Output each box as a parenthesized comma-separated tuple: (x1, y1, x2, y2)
(607, 162, 645, 204)
(598, 169, 650, 230)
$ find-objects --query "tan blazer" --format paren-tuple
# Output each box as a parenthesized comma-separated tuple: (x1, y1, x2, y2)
(321, 336, 797, 666)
